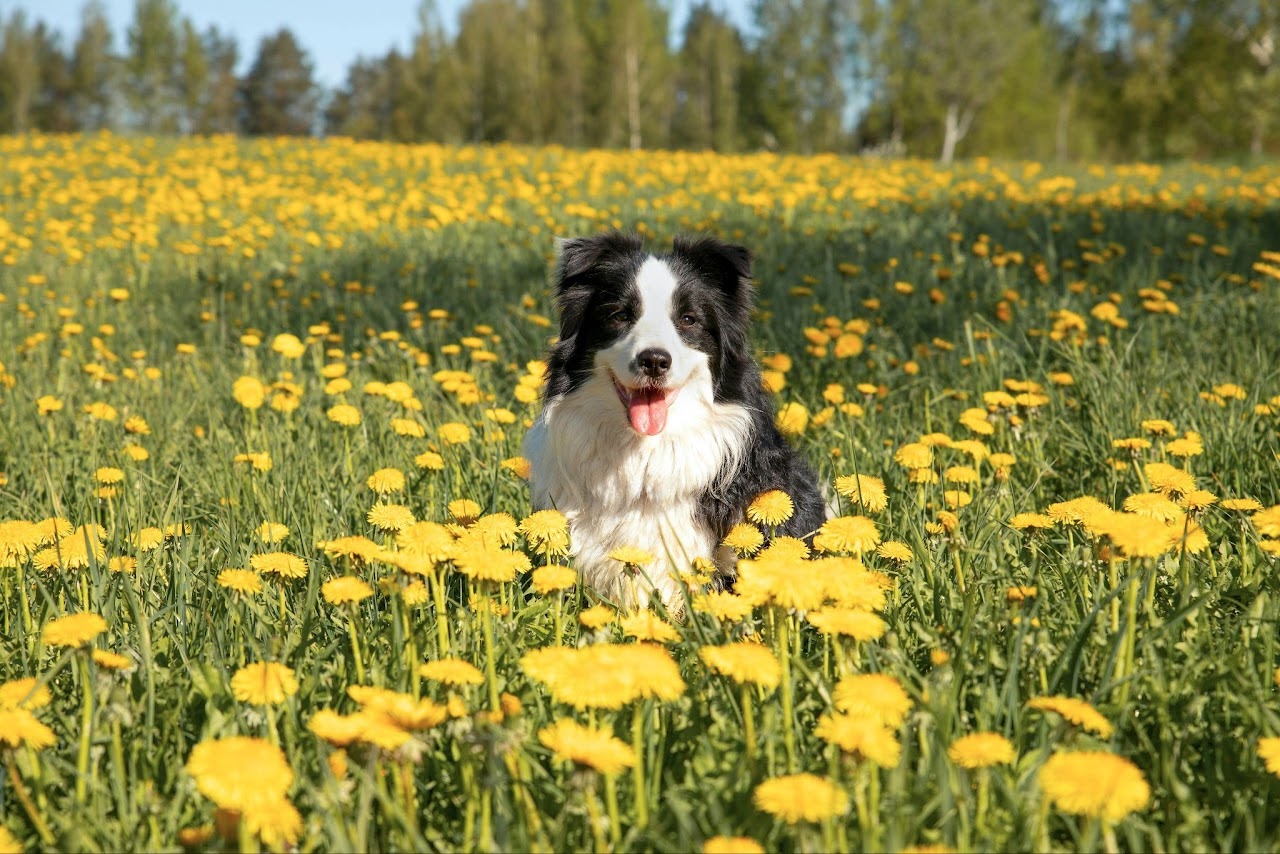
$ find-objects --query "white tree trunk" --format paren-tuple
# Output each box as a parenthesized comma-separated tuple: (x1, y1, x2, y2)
(940, 101, 975, 165)
(625, 43, 641, 150)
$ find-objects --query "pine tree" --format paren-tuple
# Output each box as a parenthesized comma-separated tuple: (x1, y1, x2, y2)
(240, 29, 318, 136)
(200, 26, 238, 134)
(125, 0, 181, 133)
(673, 4, 743, 151)
(0, 12, 39, 133)
(69, 1, 117, 131)
(176, 18, 208, 134)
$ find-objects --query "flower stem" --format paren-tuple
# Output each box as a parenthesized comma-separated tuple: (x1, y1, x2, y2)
(75, 653, 95, 805)
(482, 593, 500, 712)
(346, 609, 366, 684)
(432, 568, 451, 656)
(741, 684, 756, 764)
(604, 773, 623, 848)
(633, 702, 649, 829)
(778, 609, 797, 773)
(6, 753, 55, 846)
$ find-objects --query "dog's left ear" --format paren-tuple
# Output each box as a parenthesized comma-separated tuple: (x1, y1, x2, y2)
(671, 235, 753, 311)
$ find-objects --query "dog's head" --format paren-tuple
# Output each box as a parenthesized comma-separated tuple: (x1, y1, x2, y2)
(546, 232, 755, 436)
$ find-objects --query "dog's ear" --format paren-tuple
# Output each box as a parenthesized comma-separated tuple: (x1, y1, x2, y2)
(671, 234, 753, 311)
(554, 232, 644, 289)
(552, 232, 643, 342)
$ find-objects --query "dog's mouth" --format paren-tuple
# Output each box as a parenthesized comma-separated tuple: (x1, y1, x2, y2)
(610, 372, 679, 436)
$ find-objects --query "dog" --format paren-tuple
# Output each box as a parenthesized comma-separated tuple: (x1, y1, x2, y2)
(522, 232, 826, 611)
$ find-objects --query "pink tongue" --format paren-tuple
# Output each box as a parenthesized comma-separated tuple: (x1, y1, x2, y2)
(627, 388, 669, 435)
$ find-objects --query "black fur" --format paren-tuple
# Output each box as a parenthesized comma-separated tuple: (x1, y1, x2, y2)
(543, 231, 827, 547)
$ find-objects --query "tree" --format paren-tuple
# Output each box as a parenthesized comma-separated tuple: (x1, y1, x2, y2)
(176, 18, 207, 133)
(673, 4, 743, 151)
(752, 0, 850, 153)
(125, 0, 181, 133)
(69, 1, 117, 131)
(200, 26, 239, 134)
(240, 29, 318, 136)
(454, 0, 534, 142)
(0, 12, 39, 132)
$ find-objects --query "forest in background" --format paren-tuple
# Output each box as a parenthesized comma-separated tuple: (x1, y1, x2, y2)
(0, 0, 1277, 162)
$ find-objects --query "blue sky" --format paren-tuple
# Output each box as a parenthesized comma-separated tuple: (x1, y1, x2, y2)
(11, 0, 755, 88)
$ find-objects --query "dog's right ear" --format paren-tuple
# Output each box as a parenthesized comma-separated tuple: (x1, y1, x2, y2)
(552, 232, 643, 342)
(553, 232, 644, 289)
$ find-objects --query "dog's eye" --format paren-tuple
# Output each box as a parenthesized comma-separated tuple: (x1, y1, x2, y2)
(609, 309, 631, 324)
(678, 313, 698, 328)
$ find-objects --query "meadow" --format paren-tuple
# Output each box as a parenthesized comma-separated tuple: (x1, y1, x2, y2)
(2, 133, 1280, 853)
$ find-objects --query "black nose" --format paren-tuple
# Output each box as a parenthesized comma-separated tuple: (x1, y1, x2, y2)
(635, 348, 671, 378)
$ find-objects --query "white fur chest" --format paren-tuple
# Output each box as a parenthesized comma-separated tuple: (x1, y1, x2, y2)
(523, 372, 750, 610)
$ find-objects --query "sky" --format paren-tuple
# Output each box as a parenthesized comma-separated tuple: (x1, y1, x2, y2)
(9, 0, 756, 88)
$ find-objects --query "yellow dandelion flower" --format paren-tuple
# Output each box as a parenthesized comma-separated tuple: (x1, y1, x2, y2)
(1039, 751, 1149, 822)
(815, 713, 901, 766)
(327, 404, 361, 426)
(747, 490, 794, 526)
(608, 545, 655, 566)
(579, 604, 616, 629)
(1252, 505, 1280, 538)
(255, 522, 289, 543)
(948, 732, 1016, 768)
(448, 499, 483, 522)
(692, 591, 754, 622)
(699, 643, 781, 688)
(1143, 461, 1196, 496)
(367, 502, 415, 531)
(703, 836, 765, 854)
(807, 608, 887, 641)
(519, 510, 571, 556)
(894, 442, 934, 469)
(875, 541, 913, 563)
(230, 662, 299, 706)
(833, 673, 912, 727)
(0, 677, 50, 710)
(619, 610, 681, 643)
(92, 650, 132, 670)
(520, 644, 685, 710)
(249, 552, 308, 579)
(218, 569, 263, 595)
(415, 451, 446, 471)
(0, 708, 57, 750)
(419, 658, 485, 686)
(814, 515, 880, 555)
(834, 474, 888, 513)
(322, 576, 374, 605)
(438, 422, 472, 445)
(538, 718, 636, 776)
(722, 523, 765, 555)
(1028, 695, 1114, 738)
(42, 612, 108, 648)
(753, 773, 849, 824)
(366, 468, 406, 494)
(185, 736, 294, 811)
(1258, 738, 1280, 777)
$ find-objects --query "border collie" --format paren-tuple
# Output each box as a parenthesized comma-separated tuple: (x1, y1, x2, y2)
(522, 232, 826, 611)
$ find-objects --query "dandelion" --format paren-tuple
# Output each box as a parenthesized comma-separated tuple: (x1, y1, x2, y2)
(42, 612, 108, 648)
(579, 604, 616, 629)
(894, 442, 933, 469)
(538, 718, 636, 776)
(746, 490, 794, 526)
(620, 610, 681, 643)
(230, 662, 299, 706)
(255, 522, 289, 543)
(876, 541, 913, 562)
(531, 564, 577, 594)
(327, 404, 361, 426)
(808, 607, 887, 641)
(833, 673, 912, 727)
(519, 509, 571, 556)
(218, 569, 263, 594)
(608, 545, 655, 566)
(92, 650, 132, 670)
(367, 502, 415, 531)
(703, 837, 765, 854)
(0, 708, 57, 750)
(814, 515, 880, 554)
(0, 678, 50, 710)
(438, 422, 472, 445)
(1258, 738, 1280, 777)
(250, 552, 308, 579)
(699, 643, 781, 688)
(948, 732, 1016, 768)
(753, 773, 849, 824)
(322, 576, 374, 605)
(815, 713, 901, 766)
(366, 468, 405, 494)
(834, 474, 888, 512)
(185, 736, 294, 811)
(448, 499, 483, 523)
(1028, 695, 1114, 738)
(419, 658, 485, 686)
(1038, 751, 1149, 822)
(722, 523, 765, 555)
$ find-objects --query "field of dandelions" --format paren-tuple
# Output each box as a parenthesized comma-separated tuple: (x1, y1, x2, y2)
(2, 135, 1280, 853)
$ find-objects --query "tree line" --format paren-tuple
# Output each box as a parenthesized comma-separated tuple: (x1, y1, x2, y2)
(0, 0, 1276, 162)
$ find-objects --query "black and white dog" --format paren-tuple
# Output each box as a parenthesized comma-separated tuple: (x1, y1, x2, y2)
(523, 232, 825, 610)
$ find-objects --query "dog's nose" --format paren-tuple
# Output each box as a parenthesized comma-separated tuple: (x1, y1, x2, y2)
(635, 348, 672, 378)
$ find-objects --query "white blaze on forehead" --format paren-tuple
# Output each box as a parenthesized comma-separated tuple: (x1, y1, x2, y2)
(632, 256, 681, 348)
